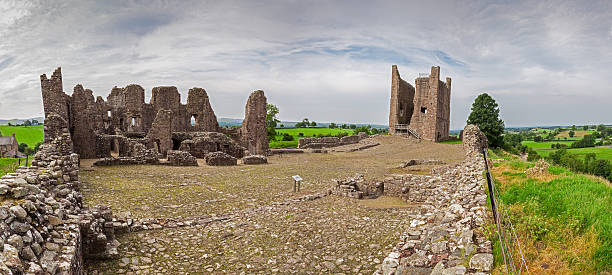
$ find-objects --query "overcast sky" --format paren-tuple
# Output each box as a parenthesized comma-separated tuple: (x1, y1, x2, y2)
(0, 0, 611, 129)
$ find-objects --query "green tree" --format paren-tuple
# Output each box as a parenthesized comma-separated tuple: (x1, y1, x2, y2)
(32, 120, 39, 125)
(341, 124, 348, 129)
(266, 104, 280, 139)
(23, 120, 32, 126)
(569, 131, 575, 137)
(310, 121, 317, 127)
(467, 93, 505, 147)
(7, 122, 12, 126)
(329, 123, 337, 129)
(571, 125, 576, 130)
(583, 125, 589, 130)
(18, 143, 28, 153)
(349, 124, 357, 129)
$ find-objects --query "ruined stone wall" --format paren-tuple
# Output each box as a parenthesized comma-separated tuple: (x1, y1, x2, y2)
(71, 85, 98, 158)
(174, 132, 245, 159)
(389, 66, 451, 142)
(40, 67, 264, 160)
(187, 88, 219, 132)
(146, 109, 173, 157)
(241, 90, 268, 155)
(389, 65, 416, 134)
(297, 133, 369, 149)
(0, 134, 118, 274)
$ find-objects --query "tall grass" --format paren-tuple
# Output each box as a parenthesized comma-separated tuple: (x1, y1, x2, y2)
(492, 160, 612, 272)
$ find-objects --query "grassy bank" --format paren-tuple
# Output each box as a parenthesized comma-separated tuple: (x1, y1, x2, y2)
(0, 125, 44, 148)
(0, 158, 31, 177)
(491, 160, 611, 273)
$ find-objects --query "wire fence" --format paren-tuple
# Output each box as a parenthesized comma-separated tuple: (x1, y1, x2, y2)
(482, 149, 530, 274)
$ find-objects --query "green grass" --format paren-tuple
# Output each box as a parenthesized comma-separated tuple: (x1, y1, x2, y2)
(533, 147, 612, 161)
(492, 161, 612, 272)
(522, 140, 574, 148)
(0, 125, 44, 148)
(270, 128, 356, 149)
(0, 158, 31, 177)
(439, 140, 462, 144)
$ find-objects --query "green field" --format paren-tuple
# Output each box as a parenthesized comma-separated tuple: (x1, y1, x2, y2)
(522, 140, 574, 148)
(533, 146, 612, 160)
(0, 125, 44, 148)
(270, 128, 356, 149)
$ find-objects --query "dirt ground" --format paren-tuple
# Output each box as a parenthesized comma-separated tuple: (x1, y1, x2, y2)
(82, 135, 465, 274)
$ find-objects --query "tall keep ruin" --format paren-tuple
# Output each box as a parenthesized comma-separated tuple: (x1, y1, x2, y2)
(40, 67, 268, 161)
(389, 65, 451, 142)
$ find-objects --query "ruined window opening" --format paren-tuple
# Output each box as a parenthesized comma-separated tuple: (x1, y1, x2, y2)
(421, 107, 427, 114)
(223, 144, 230, 152)
(131, 118, 136, 126)
(190, 115, 197, 126)
(107, 110, 111, 118)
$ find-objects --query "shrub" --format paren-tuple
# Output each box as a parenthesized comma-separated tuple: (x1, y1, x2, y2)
(281, 133, 294, 141)
(298, 132, 304, 137)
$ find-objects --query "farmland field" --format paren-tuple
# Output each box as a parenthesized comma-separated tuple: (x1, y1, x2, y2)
(270, 127, 357, 148)
(533, 146, 612, 160)
(556, 129, 595, 139)
(0, 125, 44, 148)
(522, 140, 574, 148)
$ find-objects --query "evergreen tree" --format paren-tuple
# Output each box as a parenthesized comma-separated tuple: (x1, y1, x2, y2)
(467, 93, 505, 147)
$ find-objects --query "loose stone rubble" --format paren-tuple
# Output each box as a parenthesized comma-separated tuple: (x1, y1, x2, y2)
(0, 133, 118, 274)
(166, 150, 198, 166)
(525, 159, 550, 177)
(398, 159, 446, 168)
(375, 124, 493, 275)
(205, 152, 238, 166)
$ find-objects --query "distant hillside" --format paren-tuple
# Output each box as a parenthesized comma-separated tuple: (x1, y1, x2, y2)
(0, 117, 44, 126)
(218, 117, 388, 129)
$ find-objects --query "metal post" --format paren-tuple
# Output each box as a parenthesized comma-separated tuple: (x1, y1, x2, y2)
(26, 155, 29, 166)
(293, 180, 296, 192)
(297, 180, 301, 192)
(482, 149, 498, 224)
(18, 158, 21, 166)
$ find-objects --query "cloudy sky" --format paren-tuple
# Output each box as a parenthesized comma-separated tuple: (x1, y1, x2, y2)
(0, 0, 611, 129)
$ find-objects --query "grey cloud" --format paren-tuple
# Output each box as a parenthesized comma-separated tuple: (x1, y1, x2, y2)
(0, 0, 611, 129)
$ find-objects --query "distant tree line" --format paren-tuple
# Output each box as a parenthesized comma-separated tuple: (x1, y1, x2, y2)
(7, 120, 41, 127)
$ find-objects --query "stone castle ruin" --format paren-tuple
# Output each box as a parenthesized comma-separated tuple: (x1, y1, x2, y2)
(389, 65, 451, 142)
(40, 67, 268, 164)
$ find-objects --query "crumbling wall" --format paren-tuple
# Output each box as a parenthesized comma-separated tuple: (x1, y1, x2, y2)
(167, 150, 198, 166)
(187, 88, 219, 132)
(389, 65, 416, 134)
(71, 85, 98, 158)
(173, 132, 245, 158)
(0, 133, 118, 274)
(462, 124, 488, 156)
(241, 90, 268, 155)
(146, 110, 173, 157)
(39, 67, 264, 161)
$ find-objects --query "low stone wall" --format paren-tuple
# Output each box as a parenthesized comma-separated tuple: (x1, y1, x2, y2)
(205, 152, 237, 166)
(167, 150, 198, 166)
(0, 133, 118, 274)
(378, 155, 493, 274)
(297, 132, 369, 149)
(243, 155, 267, 165)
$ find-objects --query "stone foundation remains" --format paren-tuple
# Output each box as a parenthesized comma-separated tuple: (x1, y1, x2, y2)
(298, 132, 369, 149)
(242, 155, 268, 165)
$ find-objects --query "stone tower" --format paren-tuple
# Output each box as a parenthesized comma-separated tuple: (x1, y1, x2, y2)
(388, 65, 451, 142)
